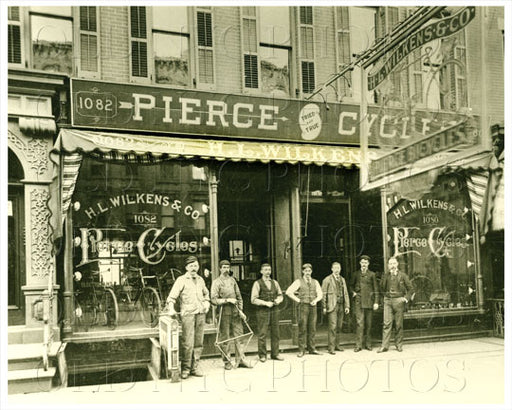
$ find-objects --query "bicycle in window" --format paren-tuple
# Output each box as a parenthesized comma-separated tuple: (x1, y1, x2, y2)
(117, 267, 162, 328)
(73, 269, 119, 331)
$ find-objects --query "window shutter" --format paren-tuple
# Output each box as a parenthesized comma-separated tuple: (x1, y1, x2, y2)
(299, 6, 314, 94)
(130, 6, 148, 78)
(79, 6, 98, 73)
(197, 9, 214, 85)
(301, 61, 315, 94)
(242, 7, 258, 90)
(8, 7, 22, 65)
(244, 55, 258, 88)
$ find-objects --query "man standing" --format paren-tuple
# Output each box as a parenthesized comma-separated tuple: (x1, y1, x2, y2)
(321, 262, 350, 355)
(349, 255, 379, 352)
(251, 263, 284, 362)
(211, 260, 253, 370)
(166, 256, 210, 379)
(286, 263, 323, 357)
(377, 257, 414, 353)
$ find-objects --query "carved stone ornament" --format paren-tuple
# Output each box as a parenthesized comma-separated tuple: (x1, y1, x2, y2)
(8, 130, 49, 176)
(31, 189, 54, 278)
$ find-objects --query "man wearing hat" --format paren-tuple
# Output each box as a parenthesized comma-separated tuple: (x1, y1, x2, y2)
(321, 262, 350, 354)
(166, 256, 210, 379)
(251, 263, 284, 362)
(286, 263, 323, 357)
(211, 260, 253, 370)
(349, 255, 379, 352)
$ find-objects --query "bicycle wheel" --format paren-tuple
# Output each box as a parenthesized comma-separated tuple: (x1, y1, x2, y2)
(103, 288, 119, 330)
(141, 287, 161, 328)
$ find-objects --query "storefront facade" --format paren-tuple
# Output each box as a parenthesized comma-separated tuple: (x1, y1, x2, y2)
(6, 5, 504, 392)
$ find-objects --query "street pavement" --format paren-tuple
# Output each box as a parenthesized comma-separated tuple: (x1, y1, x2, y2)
(7, 337, 508, 407)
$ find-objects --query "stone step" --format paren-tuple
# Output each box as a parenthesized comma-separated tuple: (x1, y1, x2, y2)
(8, 367, 56, 395)
(8, 342, 62, 371)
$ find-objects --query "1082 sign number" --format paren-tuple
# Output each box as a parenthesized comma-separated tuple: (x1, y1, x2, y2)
(75, 92, 117, 118)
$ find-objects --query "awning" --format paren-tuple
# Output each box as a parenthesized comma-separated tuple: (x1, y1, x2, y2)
(53, 128, 364, 167)
(50, 128, 365, 241)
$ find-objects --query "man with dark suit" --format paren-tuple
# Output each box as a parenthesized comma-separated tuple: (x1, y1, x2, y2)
(321, 262, 350, 355)
(377, 257, 414, 353)
(349, 255, 379, 352)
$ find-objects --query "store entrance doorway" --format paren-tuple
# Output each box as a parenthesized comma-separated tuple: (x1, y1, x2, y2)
(301, 201, 353, 284)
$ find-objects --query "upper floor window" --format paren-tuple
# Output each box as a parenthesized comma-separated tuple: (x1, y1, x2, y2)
(299, 6, 315, 94)
(8, 7, 23, 65)
(440, 30, 468, 110)
(241, 7, 259, 90)
(196, 7, 214, 86)
(259, 7, 291, 97)
(30, 6, 73, 74)
(152, 7, 190, 87)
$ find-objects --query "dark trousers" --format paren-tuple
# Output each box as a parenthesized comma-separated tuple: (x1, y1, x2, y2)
(218, 311, 244, 364)
(326, 304, 344, 352)
(256, 307, 280, 359)
(381, 297, 405, 349)
(180, 313, 205, 372)
(354, 297, 373, 348)
(298, 304, 317, 352)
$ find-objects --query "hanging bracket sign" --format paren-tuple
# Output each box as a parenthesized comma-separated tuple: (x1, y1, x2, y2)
(368, 6, 476, 90)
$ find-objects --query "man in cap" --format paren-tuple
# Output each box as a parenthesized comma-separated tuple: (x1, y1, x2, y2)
(349, 255, 379, 352)
(251, 263, 284, 362)
(211, 260, 253, 370)
(166, 256, 210, 379)
(321, 262, 350, 354)
(377, 257, 414, 353)
(286, 263, 323, 357)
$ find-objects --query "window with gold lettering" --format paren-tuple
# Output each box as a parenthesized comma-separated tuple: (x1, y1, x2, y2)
(71, 158, 210, 331)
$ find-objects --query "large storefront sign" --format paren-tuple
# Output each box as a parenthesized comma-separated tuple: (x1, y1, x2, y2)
(386, 174, 478, 312)
(71, 79, 465, 147)
(368, 6, 476, 90)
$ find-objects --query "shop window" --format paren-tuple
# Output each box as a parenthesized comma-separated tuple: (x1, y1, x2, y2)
(78, 6, 99, 76)
(299, 6, 315, 94)
(386, 174, 479, 313)
(196, 7, 214, 86)
(8, 6, 23, 65)
(130, 6, 148, 80)
(71, 158, 211, 331)
(335, 7, 352, 98)
(259, 7, 291, 97)
(30, 6, 73, 74)
(152, 6, 190, 87)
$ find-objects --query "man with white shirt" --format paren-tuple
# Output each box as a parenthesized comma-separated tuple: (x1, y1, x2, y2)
(251, 263, 284, 362)
(377, 257, 414, 353)
(286, 263, 323, 357)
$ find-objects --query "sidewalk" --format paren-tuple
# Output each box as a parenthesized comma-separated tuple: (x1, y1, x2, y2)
(7, 337, 506, 406)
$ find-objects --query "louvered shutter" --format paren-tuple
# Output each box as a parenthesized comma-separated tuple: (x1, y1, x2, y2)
(130, 6, 148, 78)
(8, 7, 22, 65)
(79, 6, 98, 73)
(197, 9, 214, 84)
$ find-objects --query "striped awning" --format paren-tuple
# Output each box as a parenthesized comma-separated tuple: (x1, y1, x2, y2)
(50, 128, 365, 240)
(465, 170, 490, 222)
